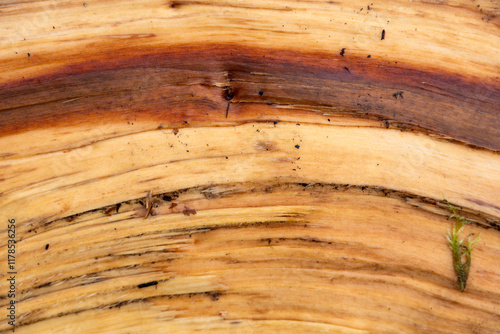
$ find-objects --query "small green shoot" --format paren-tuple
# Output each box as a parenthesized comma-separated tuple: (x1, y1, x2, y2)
(443, 196, 481, 292)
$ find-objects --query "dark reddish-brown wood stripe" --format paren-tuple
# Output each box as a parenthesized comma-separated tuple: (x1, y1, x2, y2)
(0, 44, 498, 150)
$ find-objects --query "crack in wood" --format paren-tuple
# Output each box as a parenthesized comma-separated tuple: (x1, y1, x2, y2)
(38, 182, 499, 231)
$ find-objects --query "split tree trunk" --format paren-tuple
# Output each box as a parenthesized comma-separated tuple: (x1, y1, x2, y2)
(1, 1, 499, 333)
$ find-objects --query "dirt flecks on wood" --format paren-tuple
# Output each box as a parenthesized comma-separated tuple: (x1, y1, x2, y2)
(209, 291, 221, 301)
(182, 206, 197, 216)
(255, 140, 278, 151)
(393, 91, 404, 99)
(163, 193, 179, 201)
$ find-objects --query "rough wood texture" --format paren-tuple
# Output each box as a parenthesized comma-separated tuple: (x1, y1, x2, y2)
(1, 0, 499, 333)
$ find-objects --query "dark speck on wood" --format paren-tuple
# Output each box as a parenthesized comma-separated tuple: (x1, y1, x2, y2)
(138, 281, 158, 289)
(182, 206, 197, 216)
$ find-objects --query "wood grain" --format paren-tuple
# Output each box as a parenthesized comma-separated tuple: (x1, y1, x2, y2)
(0, 0, 499, 333)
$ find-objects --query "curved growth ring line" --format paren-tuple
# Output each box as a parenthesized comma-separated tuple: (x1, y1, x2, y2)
(0, 45, 498, 151)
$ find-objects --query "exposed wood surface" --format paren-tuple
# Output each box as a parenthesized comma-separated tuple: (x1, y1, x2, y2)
(0, 0, 499, 333)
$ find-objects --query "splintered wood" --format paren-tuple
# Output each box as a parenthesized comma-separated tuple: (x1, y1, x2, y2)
(0, 0, 499, 333)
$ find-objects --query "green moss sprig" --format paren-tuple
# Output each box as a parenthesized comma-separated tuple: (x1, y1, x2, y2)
(444, 196, 481, 292)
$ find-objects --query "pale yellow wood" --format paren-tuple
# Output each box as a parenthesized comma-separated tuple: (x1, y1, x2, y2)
(1, 121, 499, 224)
(3, 185, 500, 333)
(1, 0, 499, 333)
(0, 0, 498, 81)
